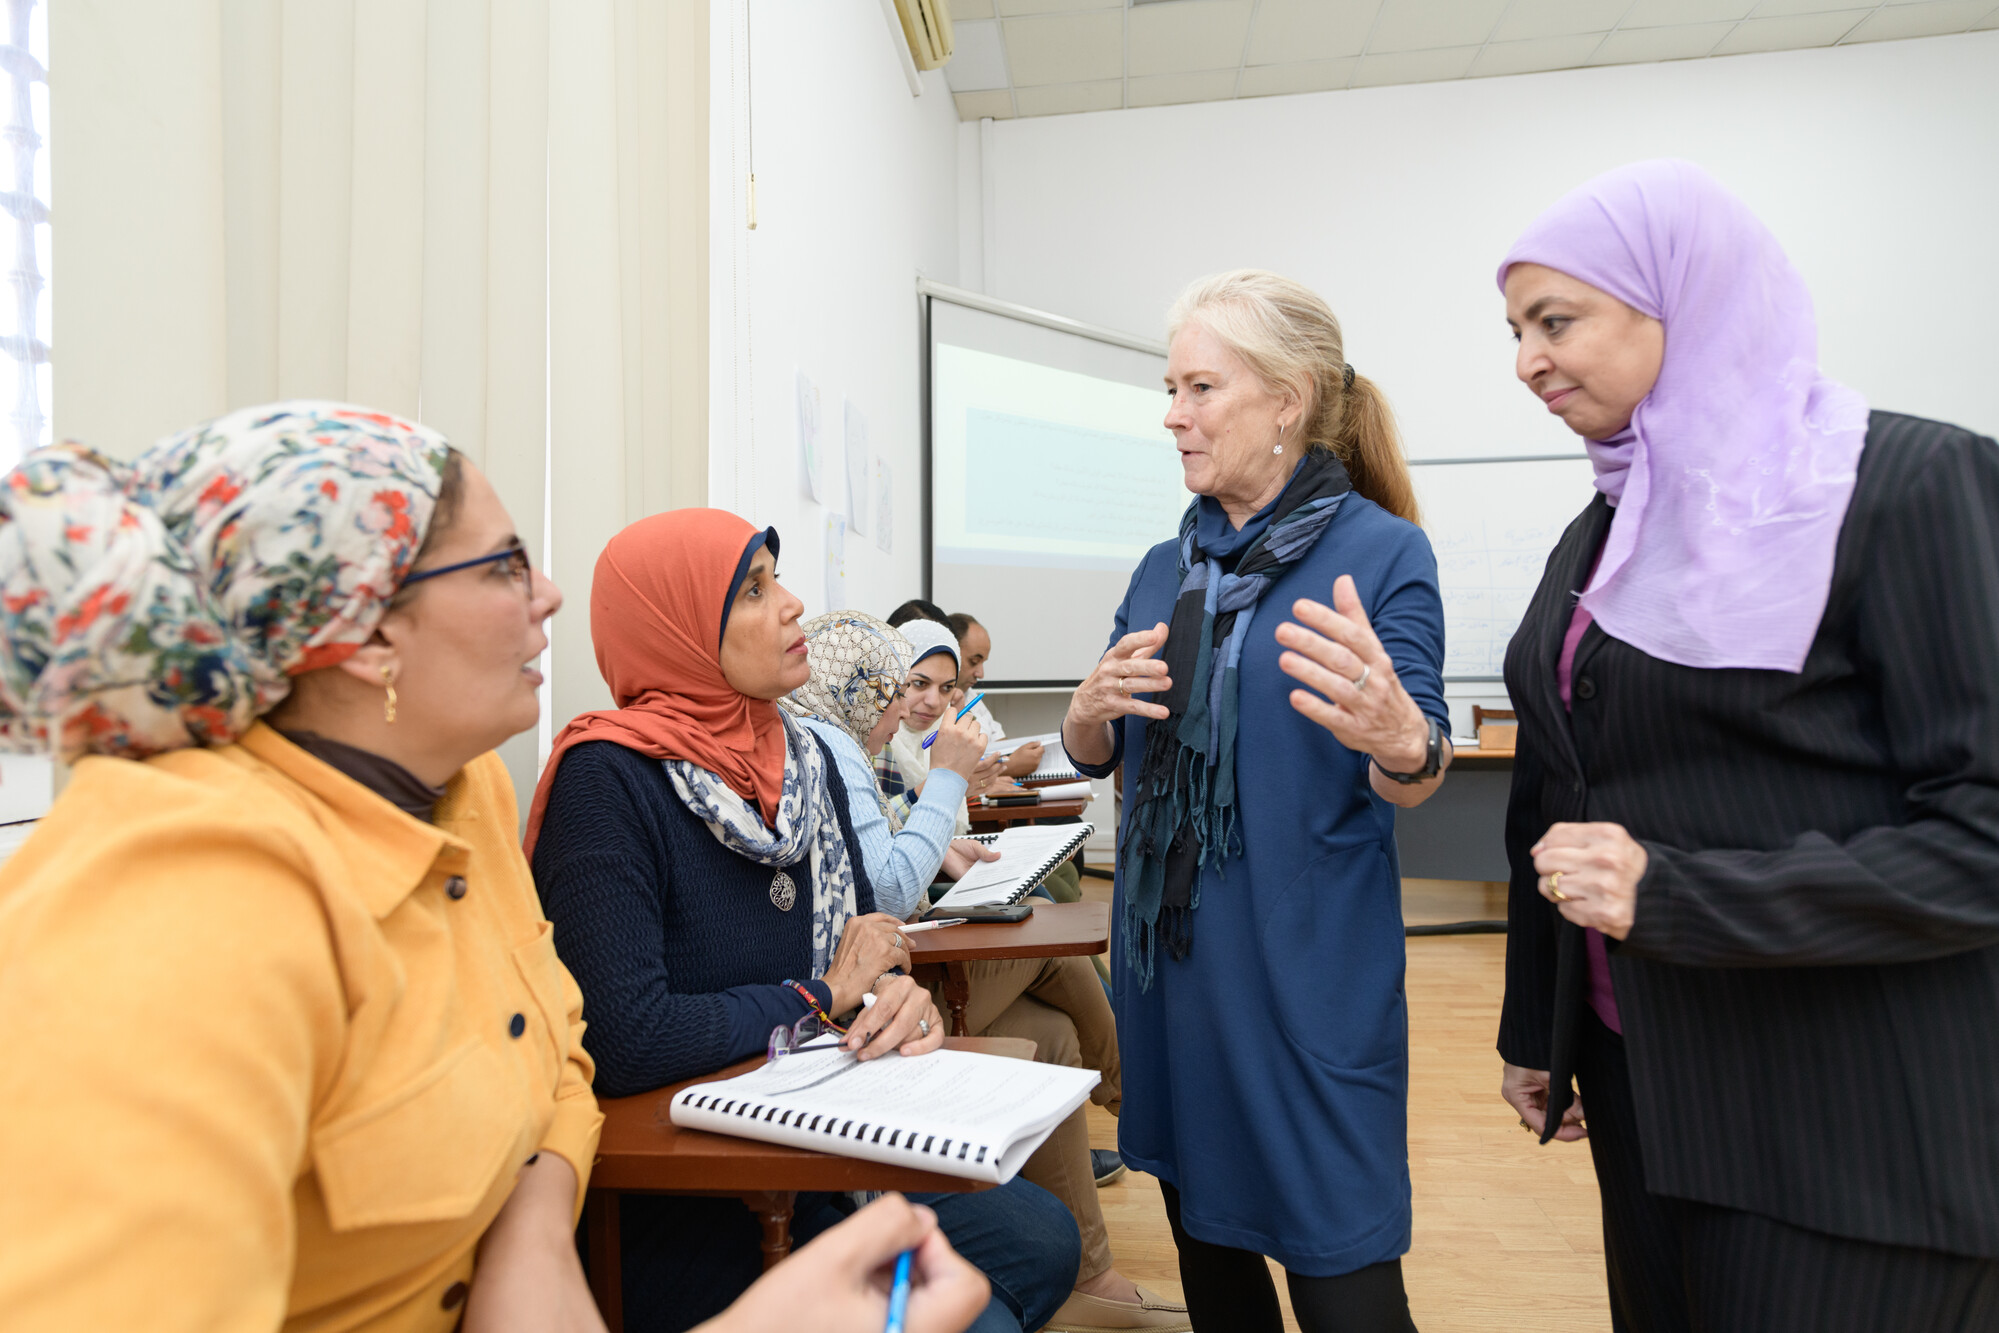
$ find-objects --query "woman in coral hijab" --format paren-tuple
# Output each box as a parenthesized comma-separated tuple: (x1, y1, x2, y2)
(1496, 161, 1999, 1330)
(528, 508, 1078, 1333)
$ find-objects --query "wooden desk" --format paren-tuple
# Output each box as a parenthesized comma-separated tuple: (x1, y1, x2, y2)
(967, 795, 1088, 829)
(1393, 743, 1513, 881)
(586, 1036, 1030, 1332)
(907, 901, 1110, 1036)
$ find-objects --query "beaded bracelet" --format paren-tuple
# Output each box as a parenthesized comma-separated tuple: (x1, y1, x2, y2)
(782, 979, 848, 1035)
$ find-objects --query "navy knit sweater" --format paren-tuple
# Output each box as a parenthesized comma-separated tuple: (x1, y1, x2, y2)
(532, 738, 878, 1099)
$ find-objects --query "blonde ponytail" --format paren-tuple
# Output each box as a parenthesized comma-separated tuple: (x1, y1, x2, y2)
(1331, 372, 1418, 525)
(1167, 270, 1419, 525)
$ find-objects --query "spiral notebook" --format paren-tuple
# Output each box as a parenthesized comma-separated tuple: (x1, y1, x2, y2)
(991, 732, 1083, 783)
(668, 1046, 1099, 1183)
(932, 822, 1094, 910)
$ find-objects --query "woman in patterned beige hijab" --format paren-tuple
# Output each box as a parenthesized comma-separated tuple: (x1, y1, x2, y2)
(782, 611, 995, 911)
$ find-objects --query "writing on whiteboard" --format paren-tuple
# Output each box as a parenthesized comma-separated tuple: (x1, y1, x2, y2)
(1412, 458, 1597, 679)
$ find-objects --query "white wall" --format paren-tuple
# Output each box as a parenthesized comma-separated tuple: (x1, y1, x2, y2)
(981, 31, 1999, 464)
(709, 0, 962, 620)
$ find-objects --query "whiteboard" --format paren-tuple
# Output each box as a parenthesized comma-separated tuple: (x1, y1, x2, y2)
(1410, 458, 1597, 680)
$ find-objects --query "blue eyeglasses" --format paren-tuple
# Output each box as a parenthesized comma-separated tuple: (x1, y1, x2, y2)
(402, 541, 533, 590)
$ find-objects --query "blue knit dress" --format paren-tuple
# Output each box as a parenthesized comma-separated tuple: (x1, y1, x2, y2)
(1070, 490, 1447, 1276)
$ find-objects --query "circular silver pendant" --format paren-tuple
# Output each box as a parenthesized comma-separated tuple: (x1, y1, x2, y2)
(769, 871, 797, 911)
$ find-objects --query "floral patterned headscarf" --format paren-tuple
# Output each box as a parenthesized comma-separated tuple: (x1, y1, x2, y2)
(0, 401, 452, 760)
(778, 612, 914, 831)
(778, 611, 915, 753)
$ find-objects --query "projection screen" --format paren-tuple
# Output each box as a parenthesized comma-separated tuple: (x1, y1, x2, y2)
(925, 286, 1184, 686)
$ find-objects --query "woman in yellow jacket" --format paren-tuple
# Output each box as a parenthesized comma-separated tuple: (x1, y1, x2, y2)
(0, 404, 995, 1333)
(0, 404, 604, 1333)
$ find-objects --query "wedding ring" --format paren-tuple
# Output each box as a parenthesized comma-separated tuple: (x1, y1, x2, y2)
(1547, 871, 1569, 903)
(1120, 676, 1130, 695)
(894, 933, 907, 951)
(1352, 664, 1371, 690)
(1519, 1119, 1533, 1132)
(918, 1018, 931, 1038)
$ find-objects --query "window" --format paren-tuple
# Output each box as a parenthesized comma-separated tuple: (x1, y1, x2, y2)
(0, 0, 49, 469)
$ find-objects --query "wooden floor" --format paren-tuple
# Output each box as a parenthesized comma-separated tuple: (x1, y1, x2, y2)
(1078, 875, 1611, 1332)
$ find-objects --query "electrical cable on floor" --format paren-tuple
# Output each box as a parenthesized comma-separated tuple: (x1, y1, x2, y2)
(1405, 920, 1507, 936)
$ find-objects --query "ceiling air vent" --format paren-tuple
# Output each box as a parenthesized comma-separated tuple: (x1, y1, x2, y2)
(893, 0, 954, 70)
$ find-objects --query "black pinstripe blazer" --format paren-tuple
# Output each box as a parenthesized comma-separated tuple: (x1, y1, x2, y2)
(1497, 411, 1999, 1258)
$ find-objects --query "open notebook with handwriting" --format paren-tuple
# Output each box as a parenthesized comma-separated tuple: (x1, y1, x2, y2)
(668, 1045, 1098, 1183)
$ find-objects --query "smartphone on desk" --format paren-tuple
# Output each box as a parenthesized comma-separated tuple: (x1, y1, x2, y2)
(926, 902, 1033, 924)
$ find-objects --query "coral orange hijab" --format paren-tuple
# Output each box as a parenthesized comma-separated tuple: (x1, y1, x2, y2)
(523, 508, 783, 858)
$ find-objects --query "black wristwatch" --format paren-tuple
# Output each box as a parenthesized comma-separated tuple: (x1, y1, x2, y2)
(1374, 716, 1444, 785)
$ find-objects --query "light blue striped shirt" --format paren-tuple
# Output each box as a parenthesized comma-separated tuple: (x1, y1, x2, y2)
(801, 716, 966, 920)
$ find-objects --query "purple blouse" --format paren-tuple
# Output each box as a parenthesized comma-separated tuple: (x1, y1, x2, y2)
(1556, 551, 1623, 1035)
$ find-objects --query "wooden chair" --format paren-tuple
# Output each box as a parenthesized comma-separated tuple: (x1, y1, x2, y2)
(1471, 706, 1517, 753)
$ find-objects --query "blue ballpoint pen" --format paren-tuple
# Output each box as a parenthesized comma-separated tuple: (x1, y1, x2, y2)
(884, 1248, 915, 1333)
(920, 692, 986, 749)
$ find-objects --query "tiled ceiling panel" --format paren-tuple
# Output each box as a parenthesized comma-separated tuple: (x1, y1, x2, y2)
(1243, 0, 1382, 64)
(1002, 9, 1126, 84)
(947, 19, 1012, 90)
(1492, 0, 1632, 41)
(1128, 0, 1256, 74)
(1368, 0, 1512, 52)
(945, 0, 1999, 119)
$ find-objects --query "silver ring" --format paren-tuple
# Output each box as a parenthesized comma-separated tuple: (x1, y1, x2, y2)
(894, 933, 906, 951)
(1352, 664, 1371, 690)
(918, 1018, 931, 1038)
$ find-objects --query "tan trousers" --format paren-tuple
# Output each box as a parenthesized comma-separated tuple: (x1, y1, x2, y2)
(934, 954, 1121, 1284)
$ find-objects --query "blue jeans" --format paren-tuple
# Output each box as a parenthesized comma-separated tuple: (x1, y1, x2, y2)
(611, 1177, 1078, 1333)
(913, 1179, 1079, 1333)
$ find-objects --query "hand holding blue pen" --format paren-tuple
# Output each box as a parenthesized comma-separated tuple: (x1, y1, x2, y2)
(705, 1194, 986, 1333)
(883, 1249, 914, 1333)
(921, 692, 986, 750)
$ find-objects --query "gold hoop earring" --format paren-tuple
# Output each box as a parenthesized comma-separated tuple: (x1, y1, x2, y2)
(381, 667, 398, 725)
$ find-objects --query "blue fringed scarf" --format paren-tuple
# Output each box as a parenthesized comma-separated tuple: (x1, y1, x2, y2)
(1120, 452, 1351, 990)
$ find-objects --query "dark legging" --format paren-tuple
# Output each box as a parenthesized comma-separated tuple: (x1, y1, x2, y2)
(1160, 1181, 1419, 1333)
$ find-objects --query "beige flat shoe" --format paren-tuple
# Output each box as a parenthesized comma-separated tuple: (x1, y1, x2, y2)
(1043, 1284, 1192, 1332)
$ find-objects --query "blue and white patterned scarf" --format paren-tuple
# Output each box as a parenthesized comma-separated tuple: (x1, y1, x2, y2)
(663, 711, 860, 975)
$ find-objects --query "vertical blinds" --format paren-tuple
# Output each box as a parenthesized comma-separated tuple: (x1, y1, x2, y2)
(0, 0, 46, 469)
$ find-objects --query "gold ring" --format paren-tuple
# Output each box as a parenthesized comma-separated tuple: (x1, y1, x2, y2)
(1519, 1119, 1532, 1132)
(1547, 871, 1569, 903)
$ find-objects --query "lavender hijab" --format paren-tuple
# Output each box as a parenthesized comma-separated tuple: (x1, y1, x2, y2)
(1498, 160, 1870, 672)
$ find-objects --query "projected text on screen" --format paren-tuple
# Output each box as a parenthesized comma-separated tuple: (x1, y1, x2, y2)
(963, 409, 1187, 553)
(932, 344, 1188, 570)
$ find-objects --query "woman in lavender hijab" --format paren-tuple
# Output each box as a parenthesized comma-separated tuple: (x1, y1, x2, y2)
(1494, 159, 1999, 1331)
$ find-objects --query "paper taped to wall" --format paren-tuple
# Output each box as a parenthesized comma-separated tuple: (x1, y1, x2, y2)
(796, 369, 831, 506)
(844, 397, 869, 536)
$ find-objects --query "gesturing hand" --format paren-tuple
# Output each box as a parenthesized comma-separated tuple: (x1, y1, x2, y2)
(1275, 575, 1429, 772)
(1533, 822, 1647, 940)
(1069, 623, 1172, 730)
(695, 1195, 989, 1333)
